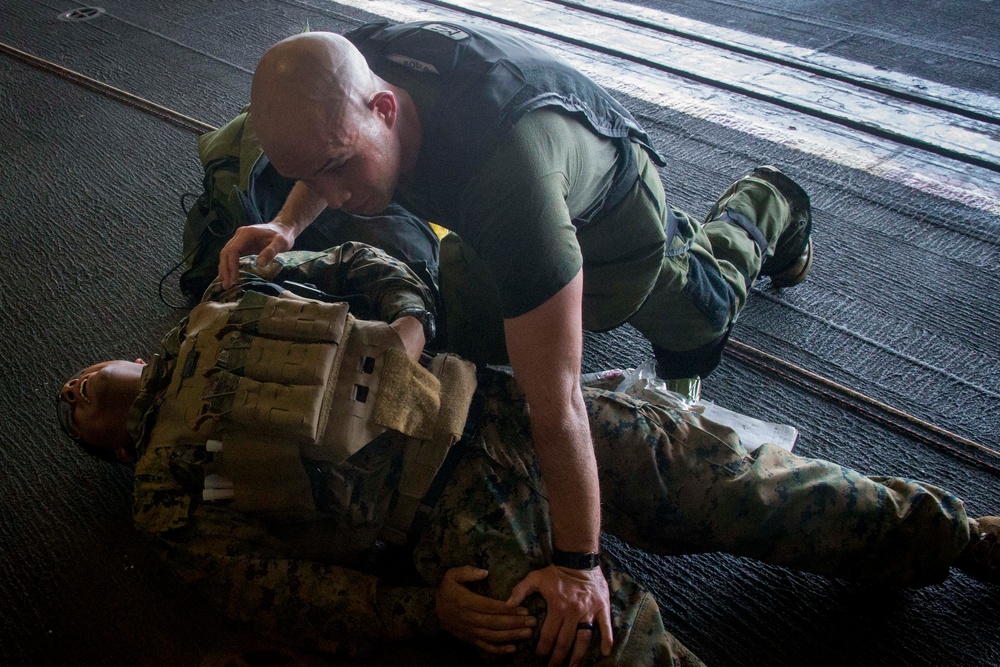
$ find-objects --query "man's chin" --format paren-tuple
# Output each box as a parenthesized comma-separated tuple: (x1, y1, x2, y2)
(347, 199, 390, 217)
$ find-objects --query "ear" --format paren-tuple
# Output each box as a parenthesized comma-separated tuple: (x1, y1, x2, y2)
(370, 91, 398, 129)
(135, 358, 146, 365)
(115, 444, 136, 464)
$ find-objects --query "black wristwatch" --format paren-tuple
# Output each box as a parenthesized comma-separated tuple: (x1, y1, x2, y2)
(394, 307, 437, 343)
(552, 549, 601, 570)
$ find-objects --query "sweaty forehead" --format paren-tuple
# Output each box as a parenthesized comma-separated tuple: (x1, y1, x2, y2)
(261, 106, 360, 179)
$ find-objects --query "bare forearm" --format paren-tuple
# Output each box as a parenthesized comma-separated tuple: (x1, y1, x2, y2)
(504, 271, 600, 553)
(275, 180, 328, 235)
(529, 387, 601, 552)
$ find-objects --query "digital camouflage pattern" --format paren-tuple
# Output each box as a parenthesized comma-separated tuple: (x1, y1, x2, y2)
(130, 244, 972, 665)
(410, 372, 971, 664)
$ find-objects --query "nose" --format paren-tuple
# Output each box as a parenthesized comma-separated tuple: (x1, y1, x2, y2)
(316, 180, 350, 210)
(61, 377, 81, 404)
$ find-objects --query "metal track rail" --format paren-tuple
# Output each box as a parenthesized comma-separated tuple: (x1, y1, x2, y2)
(549, 0, 1000, 127)
(416, 0, 1000, 173)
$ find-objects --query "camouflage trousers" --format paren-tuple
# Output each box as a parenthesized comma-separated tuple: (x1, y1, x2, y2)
(412, 372, 971, 666)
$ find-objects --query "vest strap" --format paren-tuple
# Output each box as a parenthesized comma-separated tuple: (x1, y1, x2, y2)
(379, 354, 479, 545)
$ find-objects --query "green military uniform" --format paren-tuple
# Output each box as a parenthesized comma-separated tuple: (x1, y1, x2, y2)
(130, 245, 970, 666)
(430, 109, 806, 378)
(358, 21, 809, 377)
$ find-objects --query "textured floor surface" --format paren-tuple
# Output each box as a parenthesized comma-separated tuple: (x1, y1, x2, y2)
(1, 1, 998, 665)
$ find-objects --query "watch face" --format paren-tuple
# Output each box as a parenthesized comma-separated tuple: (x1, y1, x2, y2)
(400, 309, 436, 341)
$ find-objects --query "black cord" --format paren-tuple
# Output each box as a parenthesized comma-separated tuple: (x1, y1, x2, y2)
(157, 190, 240, 310)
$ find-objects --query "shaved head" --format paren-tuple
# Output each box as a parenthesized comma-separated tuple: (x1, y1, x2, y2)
(247, 31, 421, 215)
(250, 32, 378, 167)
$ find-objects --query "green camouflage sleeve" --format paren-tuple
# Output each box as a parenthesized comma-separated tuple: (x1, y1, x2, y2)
(256, 242, 435, 323)
(156, 500, 440, 655)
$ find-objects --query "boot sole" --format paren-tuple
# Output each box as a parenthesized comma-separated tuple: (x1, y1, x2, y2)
(769, 238, 813, 288)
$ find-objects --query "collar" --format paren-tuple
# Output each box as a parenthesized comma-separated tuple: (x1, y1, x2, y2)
(126, 354, 173, 456)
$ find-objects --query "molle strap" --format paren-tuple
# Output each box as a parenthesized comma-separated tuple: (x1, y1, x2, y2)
(379, 353, 478, 545)
(216, 331, 340, 386)
(220, 290, 350, 343)
(205, 370, 329, 443)
(256, 296, 349, 343)
(718, 208, 769, 259)
(236, 375, 324, 436)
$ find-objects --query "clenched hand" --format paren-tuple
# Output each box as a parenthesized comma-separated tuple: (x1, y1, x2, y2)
(218, 221, 297, 288)
(507, 564, 613, 667)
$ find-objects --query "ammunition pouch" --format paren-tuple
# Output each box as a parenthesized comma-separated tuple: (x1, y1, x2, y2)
(137, 286, 477, 539)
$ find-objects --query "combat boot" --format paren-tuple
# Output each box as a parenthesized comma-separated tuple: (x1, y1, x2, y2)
(753, 166, 814, 288)
(955, 516, 1000, 584)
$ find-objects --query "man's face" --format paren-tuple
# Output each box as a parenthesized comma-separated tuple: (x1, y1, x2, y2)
(58, 360, 144, 460)
(269, 102, 401, 217)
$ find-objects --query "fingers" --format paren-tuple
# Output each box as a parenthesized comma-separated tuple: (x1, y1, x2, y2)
(464, 609, 536, 632)
(513, 565, 614, 666)
(598, 607, 614, 656)
(447, 566, 490, 584)
(218, 240, 240, 289)
(473, 618, 536, 655)
(567, 623, 593, 667)
(542, 617, 597, 667)
(216, 224, 288, 289)
(507, 571, 540, 608)
(471, 617, 536, 641)
(437, 566, 536, 656)
(257, 234, 290, 268)
(448, 568, 527, 616)
(476, 639, 517, 655)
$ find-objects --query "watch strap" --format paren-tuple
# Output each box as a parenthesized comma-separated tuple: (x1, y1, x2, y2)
(394, 307, 436, 343)
(552, 549, 601, 570)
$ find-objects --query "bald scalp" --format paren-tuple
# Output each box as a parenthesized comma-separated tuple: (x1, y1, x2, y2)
(250, 32, 378, 159)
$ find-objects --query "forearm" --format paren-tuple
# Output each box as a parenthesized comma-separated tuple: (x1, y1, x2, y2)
(530, 387, 601, 552)
(504, 271, 600, 553)
(274, 180, 328, 236)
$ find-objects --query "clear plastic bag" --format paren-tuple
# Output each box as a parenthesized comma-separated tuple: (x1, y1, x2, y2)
(592, 358, 797, 452)
(613, 358, 703, 411)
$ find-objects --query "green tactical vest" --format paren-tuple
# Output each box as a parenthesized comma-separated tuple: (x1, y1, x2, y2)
(134, 287, 477, 544)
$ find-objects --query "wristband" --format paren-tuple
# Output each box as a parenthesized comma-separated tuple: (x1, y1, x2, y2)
(552, 549, 601, 570)
(393, 307, 437, 343)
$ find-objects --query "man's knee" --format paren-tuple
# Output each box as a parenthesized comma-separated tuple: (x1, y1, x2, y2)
(652, 326, 732, 379)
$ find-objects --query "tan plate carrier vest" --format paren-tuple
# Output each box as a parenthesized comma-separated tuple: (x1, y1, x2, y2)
(137, 288, 477, 545)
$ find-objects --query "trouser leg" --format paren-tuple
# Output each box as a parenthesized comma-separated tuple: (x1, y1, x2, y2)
(586, 388, 971, 586)
(626, 170, 804, 378)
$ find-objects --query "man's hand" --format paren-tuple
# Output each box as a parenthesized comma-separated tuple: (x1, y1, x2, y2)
(507, 565, 612, 667)
(218, 221, 297, 289)
(436, 566, 537, 654)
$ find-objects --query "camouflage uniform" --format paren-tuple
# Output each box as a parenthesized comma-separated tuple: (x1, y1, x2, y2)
(131, 245, 970, 666)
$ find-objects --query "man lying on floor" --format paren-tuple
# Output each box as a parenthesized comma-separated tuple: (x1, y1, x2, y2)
(57, 243, 999, 667)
